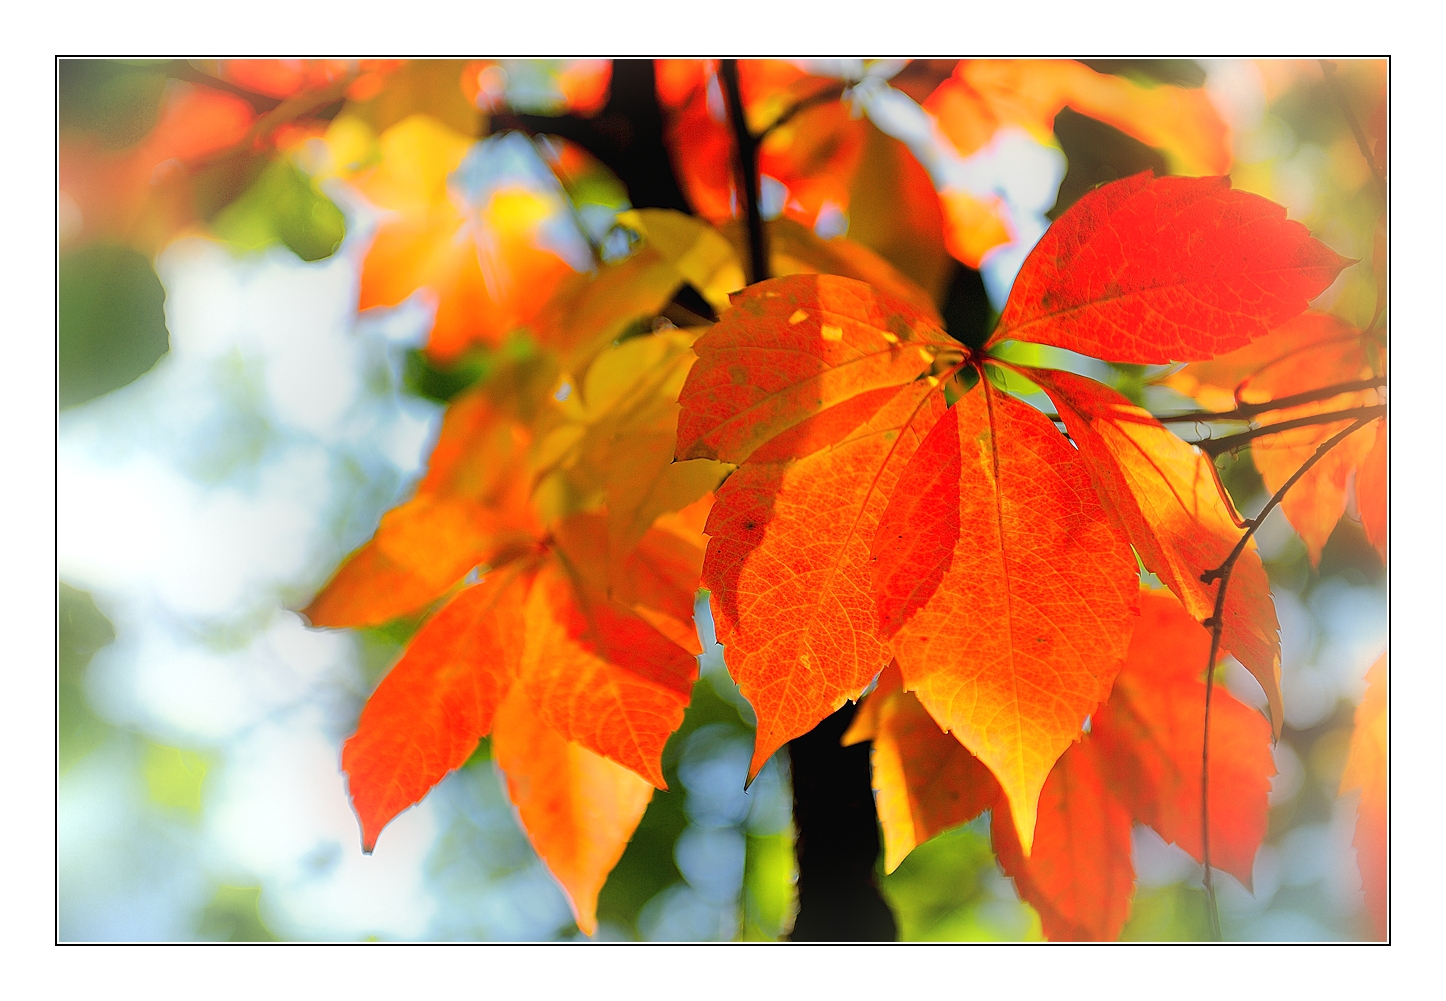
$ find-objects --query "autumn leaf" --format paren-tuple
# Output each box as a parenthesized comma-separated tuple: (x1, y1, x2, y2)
(924, 60, 1229, 173)
(351, 116, 578, 361)
(853, 588, 1273, 939)
(678, 275, 958, 778)
(1026, 365, 1283, 735)
(841, 662, 996, 873)
(1356, 419, 1387, 562)
(872, 371, 1138, 853)
(1089, 591, 1274, 887)
(991, 734, 1136, 941)
(1166, 313, 1384, 565)
(987, 172, 1351, 364)
(518, 514, 700, 789)
(342, 567, 529, 851)
(1340, 652, 1388, 939)
(304, 389, 540, 627)
(491, 684, 654, 937)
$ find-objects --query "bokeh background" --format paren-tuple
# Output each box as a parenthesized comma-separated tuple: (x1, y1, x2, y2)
(57, 58, 1386, 941)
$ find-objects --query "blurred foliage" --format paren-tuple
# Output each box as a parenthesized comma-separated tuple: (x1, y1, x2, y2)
(58, 582, 117, 771)
(143, 741, 212, 816)
(58, 244, 170, 409)
(1121, 883, 1212, 940)
(881, 821, 1042, 941)
(195, 885, 279, 942)
(211, 157, 346, 262)
(58, 59, 169, 148)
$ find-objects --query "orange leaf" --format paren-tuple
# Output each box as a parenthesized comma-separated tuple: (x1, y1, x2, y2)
(988, 173, 1350, 364)
(1091, 589, 1275, 887)
(1239, 316, 1382, 565)
(1339, 653, 1388, 939)
(491, 684, 654, 937)
(520, 548, 694, 789)
(991, 736, 1136, 941)
(676, 275, 953, 464)
(302, 539, 452, 629)
(873, 374, 1138, 853)
(842, 663, 996, 872)
(1356, 418, 1387, 563)
(342, 569, 528, 851)
(1028, 366, 1283, 735)
(702, 373, 947, 779)
(925, 60, 1230, 175)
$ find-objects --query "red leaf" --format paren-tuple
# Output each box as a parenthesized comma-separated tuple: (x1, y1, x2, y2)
(342, 569, 528, 852)
(1091, 589, 1275, 887)
(992, 736, 1136, 942)
(1027, 365, 1283, 735)
(988, 173, 1350, 363)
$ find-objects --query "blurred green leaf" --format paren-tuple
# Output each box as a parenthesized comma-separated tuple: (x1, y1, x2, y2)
(58, 582, 117, 771)
(211, 157, 346, 262)
(196, 884, 279, 942)
(143, 741, 211, 815)
(59, 59, 169, 149)
(743, 830, 797, 940)
(58, 244, 170, 409)
(1120, 883, 1212, 941)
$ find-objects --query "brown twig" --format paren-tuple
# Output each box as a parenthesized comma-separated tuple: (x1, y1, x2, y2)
(1196, 415, 1378, 939)
(759, 82, 848, 138)
(1196, 405, 1385, 456)
(1157, 377, 1387, 424)
(1320, 60, 1386, 196)
(719, 60, 769, 285)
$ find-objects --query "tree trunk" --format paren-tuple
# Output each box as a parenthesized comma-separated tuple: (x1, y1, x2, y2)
(787, 702, 898, 941)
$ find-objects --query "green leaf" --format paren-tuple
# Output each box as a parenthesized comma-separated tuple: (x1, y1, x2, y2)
(211, 157, 346, 262)
(58, 245, 169, 409)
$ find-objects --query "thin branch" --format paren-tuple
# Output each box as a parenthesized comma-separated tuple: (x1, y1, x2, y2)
(1320, 60, 1386, 196)
(719, 60, 769, 285)
(759, 82, 848, 138)
(1196, 405, 1385, 456)
(661, 302, 714, 329)
(1157, 377, 1386, 424)
(164, 61, 285, 114)
(1196, 415, 1377, 940)
(185, 75, 357, 173)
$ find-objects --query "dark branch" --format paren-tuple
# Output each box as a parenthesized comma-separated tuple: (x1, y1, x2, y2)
(1157, 377, 1387, 424)
(1196, 405, 1385, 456)
(759, 82, 848, 138)
(720, 60, 769, 285)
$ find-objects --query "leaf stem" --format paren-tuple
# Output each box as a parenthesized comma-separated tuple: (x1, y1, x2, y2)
(1196, 415, 1377, 939)
(720, 60, 770, 285)
(1196, 405, 1385, 457)
(1157, 377, 1387, 424)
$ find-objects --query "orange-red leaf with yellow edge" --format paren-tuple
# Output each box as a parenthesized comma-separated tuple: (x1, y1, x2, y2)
(675, 274, 956, 464)
(342, 568, 528, 852)
(1340, 652, 1388, 939)
(302, 539, 450, 628)
(842, 662, 996, 872)
(1091, 588, 1274, 887)
(491, 684, 653, 937)
(872, 373, 1138, 854)
(991, 735, 1136, 941)
(924, 59, 1230, 175)
(987, 173, 1350, 364)
(304, 390, 539, 627)
(353, 116, 577, 361)
(703, 376, 947, 780)
(1236, 316, 1381, 565)
(1027, 365, 1283, 735)
(1357, 419, 1387, 563)
(520, 534, 695, 788)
